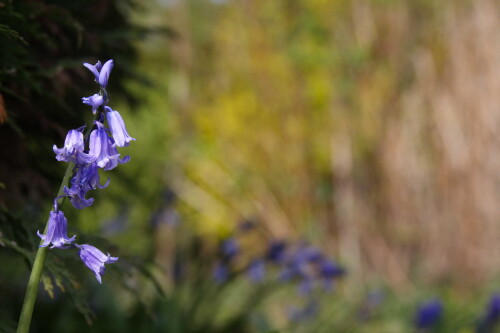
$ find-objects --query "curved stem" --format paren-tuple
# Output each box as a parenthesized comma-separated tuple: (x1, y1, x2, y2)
(16, 105, 102, 333)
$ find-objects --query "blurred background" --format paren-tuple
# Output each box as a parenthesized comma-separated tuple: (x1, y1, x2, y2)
(3, 0, 500, 331)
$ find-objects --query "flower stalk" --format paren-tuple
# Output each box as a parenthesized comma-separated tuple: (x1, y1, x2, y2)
(17, 174, 70, 332)
(16, 109, 99, 333)
(17, 59, 132, 332)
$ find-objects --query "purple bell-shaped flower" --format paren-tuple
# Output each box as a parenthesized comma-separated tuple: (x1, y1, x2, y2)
(64, 162, 109, 209)
(83, 59, 113, 88)
(105, 106, 135, 147)
(87, 123, 121, 169)
(76, 244, 118, 284)
(53, 129, 92, 164)
(82, 94, 104, 114)
(37, 210, 76, 248)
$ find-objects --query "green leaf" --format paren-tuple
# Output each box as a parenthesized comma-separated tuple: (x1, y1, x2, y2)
(0, 24, 28, 45)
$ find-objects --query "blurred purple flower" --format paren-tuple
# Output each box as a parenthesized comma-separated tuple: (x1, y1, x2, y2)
(297, 277, 314, 296)
(37, 210, 76, 248)
(477, 294, 500, 332)
(53, 129, 92, 164)
(415, 299, 443, 329)
(318, 259, 345, 291)
(76, 244, 118, 284)
(279, 258, 307, 281)
(319, 259, 345, 279)
(82, 94, 104, 114)
(266, 240, 287, 263)
(247, 259, 266, 283)
(105, 106, 135, 147)
(213, 262, 229, 284)
(288, 300, 318, 323)
(303, 246, 323, 263)
(221, 237, 239, 261)
(485, 294, 500, 322)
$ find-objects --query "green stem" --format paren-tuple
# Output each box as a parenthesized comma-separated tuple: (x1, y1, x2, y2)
(16, 101, 103, 333)
(16, 161, 75, 333)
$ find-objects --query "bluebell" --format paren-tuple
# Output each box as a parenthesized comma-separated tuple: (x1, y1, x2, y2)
(87, 123, 121, 169)
(53, 129, 92, 164)
(76, 244, 118, 284)
(105, 106, 135, 147)
(82, 94, 104, 114)
(64, 163, 109, 209)
(83, 59, 113, 88)
(37, 211, 76, 248)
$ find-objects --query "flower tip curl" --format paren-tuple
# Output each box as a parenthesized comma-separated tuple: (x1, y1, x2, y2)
(99, 59, 114, 88)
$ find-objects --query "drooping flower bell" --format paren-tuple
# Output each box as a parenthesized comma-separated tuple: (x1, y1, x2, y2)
(105, 106, 135, 147)
(82, 94, 104, 114)
(53, 129, 92, 164)
(37, 210, 76, 248)
(76, 244, 118, 284)
(87, 123, 121, 169)
(64, 162, 109, 209)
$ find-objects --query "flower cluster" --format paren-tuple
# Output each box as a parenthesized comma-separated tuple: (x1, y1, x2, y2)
(275, 243, 346, 294)
(38, 59, 133, 283)
(211, 227, 345, 321)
